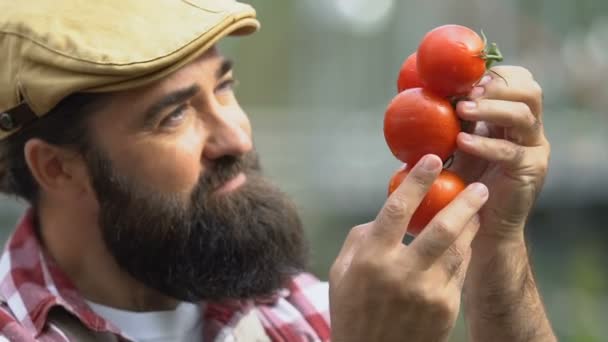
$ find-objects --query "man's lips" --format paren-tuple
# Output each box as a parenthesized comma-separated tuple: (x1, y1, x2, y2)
(215, 172, 247, 194)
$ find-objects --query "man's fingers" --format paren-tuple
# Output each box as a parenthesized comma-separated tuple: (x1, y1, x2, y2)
(457, 100, 532, 129)
(457, 133, 528, 167)
(409, 182, 488, 269)
(371, 155, 442, 247)
(471, 66, 543, 120)
(456, 99, 542, 146)
(440, 215, 480, 285)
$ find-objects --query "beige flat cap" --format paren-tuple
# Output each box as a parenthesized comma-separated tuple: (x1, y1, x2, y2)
(0, 0, 259, 140)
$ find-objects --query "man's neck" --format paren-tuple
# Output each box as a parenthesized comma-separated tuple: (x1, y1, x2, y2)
(37, 199, 179, 312)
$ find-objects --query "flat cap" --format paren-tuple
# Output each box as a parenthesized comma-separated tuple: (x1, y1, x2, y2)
(0, 0, 259, 140)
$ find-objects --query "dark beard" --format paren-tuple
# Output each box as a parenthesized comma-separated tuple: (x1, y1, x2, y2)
(85, 149, 308, 302)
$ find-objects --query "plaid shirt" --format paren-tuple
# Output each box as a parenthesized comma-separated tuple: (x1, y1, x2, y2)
(0, 210, 331, 341)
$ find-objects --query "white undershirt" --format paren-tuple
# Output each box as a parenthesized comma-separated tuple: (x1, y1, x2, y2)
(86, 301, 203, 342)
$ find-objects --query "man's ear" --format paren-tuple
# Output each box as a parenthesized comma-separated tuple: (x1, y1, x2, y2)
(24, 138, 90, 199)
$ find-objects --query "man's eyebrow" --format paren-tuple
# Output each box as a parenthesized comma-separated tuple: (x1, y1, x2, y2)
(216, 58, 234, 79)
(141, 84, 200, 127)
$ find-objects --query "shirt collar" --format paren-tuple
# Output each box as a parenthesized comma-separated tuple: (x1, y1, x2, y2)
(0, 208, 124, 338)
(0, 209, 290, 340)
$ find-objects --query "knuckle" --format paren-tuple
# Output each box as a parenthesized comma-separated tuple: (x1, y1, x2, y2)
(350, 257, 385, 277)
(381, 199, 410, 222)
(517, 101, 533, 119)
(434, 298, 454, 320)
(529, 115, 541, 132)
(432, 219, 458, 241)
(530, 81, 543, 99)
(445, 245, 466, 273)
(516, 66, 534, 78)
(421, 291, 454, 319)
(414, 240, 441, 264)
(400, 278, 458, 320)
(378, 268, 405, 291)
(348, 225, 366, 240)
(535, 153, 550, 176)
(512, 145, 526, 163)
(409, 171, 433, 190)
(401, 280, 431, 305)
(499, 143, 514, 157)
(520, 109, 541, 133)
(523, 81, 543, 105)
(500, 143, 524, 162)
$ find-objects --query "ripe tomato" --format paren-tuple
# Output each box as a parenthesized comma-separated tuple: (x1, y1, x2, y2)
(397, 53, 424, 92)
(388, 167, 465, 236)
(417, 25, 502, 97)
(384, 88, 460, 166)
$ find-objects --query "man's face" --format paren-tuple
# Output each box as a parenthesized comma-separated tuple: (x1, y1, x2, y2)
(82, 47, 308, 302)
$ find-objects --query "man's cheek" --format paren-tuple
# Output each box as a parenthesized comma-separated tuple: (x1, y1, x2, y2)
(117, 147, 200, 196)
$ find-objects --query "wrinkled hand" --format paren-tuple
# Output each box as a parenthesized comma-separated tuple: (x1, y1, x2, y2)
(451, 66, 550, 244)
(329, 155, 489, 342)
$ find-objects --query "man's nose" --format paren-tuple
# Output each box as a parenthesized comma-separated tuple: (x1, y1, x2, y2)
(203, 114, 252, 160)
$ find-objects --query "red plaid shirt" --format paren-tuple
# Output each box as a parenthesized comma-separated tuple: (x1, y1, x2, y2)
(0, 210, 331, 341)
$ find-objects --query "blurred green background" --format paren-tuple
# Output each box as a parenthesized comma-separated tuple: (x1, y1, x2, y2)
(2, 0, 608, 340)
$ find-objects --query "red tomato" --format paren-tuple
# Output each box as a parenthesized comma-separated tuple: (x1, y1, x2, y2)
(384, 88, 460, 166)
(388, 168, 465, 236)
(417, 25, 502, 97)
(397, 53, 424, 92)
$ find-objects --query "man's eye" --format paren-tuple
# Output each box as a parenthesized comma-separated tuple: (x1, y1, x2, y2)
(217, 78, 238, 93)
(160, 104, 187, 128)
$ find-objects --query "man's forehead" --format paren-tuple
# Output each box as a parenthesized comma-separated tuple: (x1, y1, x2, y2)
(89, 46, 230, 132)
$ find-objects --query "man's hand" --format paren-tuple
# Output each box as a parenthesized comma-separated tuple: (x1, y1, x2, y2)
(329, 155, 489, 342)
(451, 66, 556, 341)
(452, 65, 550, 245)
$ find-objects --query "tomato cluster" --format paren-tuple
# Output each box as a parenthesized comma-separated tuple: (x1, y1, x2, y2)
(384, 24, 502, 236)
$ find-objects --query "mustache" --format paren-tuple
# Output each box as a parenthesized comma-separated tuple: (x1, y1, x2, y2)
(198, 152, 262, 191)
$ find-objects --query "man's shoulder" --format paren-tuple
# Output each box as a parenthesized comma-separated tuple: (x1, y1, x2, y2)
(253, 272, 331, 341)
(0, 302, 119, 341)
(287, 272, 329, 314)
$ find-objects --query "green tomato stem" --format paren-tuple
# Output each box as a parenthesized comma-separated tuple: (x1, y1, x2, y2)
(480, 30, 504, 69)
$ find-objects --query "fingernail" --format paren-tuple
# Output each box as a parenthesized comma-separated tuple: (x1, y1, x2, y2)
(470, 183, 488, 198)
(462, 101, 477, 111)
(470, 87, 485, 99)
(420, 155, 441, 172)
(477, 75, 492, 86)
